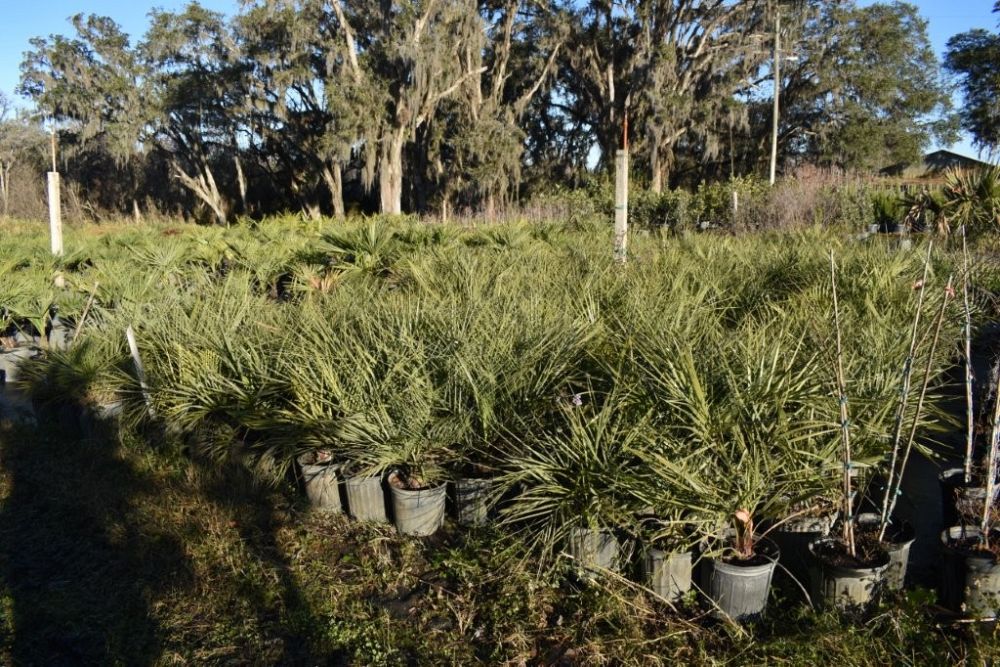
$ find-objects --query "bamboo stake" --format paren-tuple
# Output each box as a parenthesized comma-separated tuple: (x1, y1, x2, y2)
(962, 228, 975, 484)
(982, 361, 1000, 550)
(70, 282, 100, 345)
(880, 276, 954, 541)
(878, 242, 933, 533)
(830, 252, 856, 557)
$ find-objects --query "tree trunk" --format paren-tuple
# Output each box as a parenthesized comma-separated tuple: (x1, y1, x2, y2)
(303, 202, 322, 221)
(172, 161, 229, 225)
(651, 144, 663, 194)
(379, 129, 405, 215)
(485, 191, 496, 220)
(234, 153, 248, 214)
(322, 163, 345, 219)
(412, 146, 424, 214)
(130, 170, 142, 222)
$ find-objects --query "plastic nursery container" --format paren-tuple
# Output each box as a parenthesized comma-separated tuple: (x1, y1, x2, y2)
(770, 510, 836, 602)
(345, 474, 389, 523)
(856, 512, 915, 591)
(808, 538, 890, 610)
(566, 527, 620, 572)
(453, 477, 494, 527)
(704, 540, 779, 622)
(0, 347, 34, 384)
(298, 456, 342, 513)
(390, 483, 446, 536)
(643, 548, 693, 603)
(939, 467, 986, 530)
(940, 526, 1000, 620)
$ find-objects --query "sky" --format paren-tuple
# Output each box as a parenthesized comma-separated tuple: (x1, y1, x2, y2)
(0, 0, 996, 157)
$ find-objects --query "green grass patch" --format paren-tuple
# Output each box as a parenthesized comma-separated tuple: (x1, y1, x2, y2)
(0, 421, 997, 665)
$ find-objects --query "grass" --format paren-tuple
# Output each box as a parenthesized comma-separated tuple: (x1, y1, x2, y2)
(0, 419, 998, 665)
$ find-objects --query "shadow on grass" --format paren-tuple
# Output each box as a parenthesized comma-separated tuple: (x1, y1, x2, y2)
(0, 411, 343, 665)
(0, 418, 191, 665)
(190, 453, 342, 665)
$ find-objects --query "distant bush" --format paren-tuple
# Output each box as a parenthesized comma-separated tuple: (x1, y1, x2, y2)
(527, 168, 891, 234)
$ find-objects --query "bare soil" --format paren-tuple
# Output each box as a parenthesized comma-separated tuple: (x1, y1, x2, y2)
(812, 533, 889, 569)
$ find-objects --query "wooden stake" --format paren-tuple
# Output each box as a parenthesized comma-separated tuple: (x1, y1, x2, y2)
(47, 126, 64, 288)
(982, 360, 1000, 549)
(47, 172, 63, 257)
(71, 282, 100, 345)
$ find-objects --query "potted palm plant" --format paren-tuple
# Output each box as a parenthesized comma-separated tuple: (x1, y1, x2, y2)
(807, 255, 893, 611)
(297, 448, 342, 513)
(497, 398, 644, 574)
(449, 434, 499, 528)
(337, 375, 459, 537)
(624, 302, 839, 620)
(941, 357, 1000, 619)
(628, 467, 698, 605)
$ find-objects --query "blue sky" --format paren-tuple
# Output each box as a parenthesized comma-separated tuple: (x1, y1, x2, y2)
(0, 0, 996, 157)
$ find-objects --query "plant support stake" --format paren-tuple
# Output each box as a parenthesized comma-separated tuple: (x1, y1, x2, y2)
(962, 228, 975, 484)
(881, 276, 954, 542)
(126, 325, 154, 417)
(982, 360, 1000, 550)
(830, 252, 856, 558)
(71, 282, 100, 345)
(878, 242, 933, 535)
(47, 127, 64, 287)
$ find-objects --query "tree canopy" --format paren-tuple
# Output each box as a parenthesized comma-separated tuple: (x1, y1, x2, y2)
(945, 2, 1000, 158)
(10, 0, 959, 221)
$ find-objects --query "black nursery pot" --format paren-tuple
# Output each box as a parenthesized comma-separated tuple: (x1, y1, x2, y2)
(940, 526, 1000, 619)
(451, 477, 495, 527)
(939, 468, 986, 529)
(769, 510, 837, 603)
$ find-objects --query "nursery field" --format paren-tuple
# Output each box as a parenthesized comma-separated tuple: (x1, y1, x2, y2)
(2, 216, 1000, 664)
